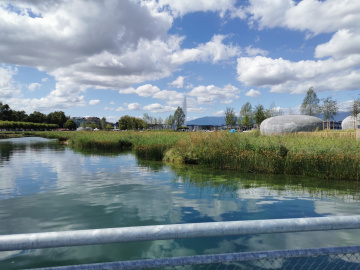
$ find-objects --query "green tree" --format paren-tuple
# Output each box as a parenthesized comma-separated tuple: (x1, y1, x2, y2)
(254, 104, 267, 126)
(0, 102, 13, 121)
(225, 107, 237, 128)
(63, 119, 77, 130)
(47, 111, 68, 127)
(321, 96, 339, 122)
(165, 115, 174, 127)
(301, 87, 320, 116)
(143, 113, 153, 125)
(101, 117, 107, 130)
(350, 94, 360, 117)
(119, 115, 146, 130)
(11, 110, 28, 122)
(349, 94, 360, 129)
(238, 102, 252, 128)
(173, 107, 185, 129)
(28, 111, 47, 123)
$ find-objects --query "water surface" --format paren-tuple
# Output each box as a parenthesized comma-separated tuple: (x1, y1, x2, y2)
(1, 137, 360, 269)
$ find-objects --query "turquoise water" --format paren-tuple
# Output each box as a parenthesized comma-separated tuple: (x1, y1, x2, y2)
(0, 137, 360, 269)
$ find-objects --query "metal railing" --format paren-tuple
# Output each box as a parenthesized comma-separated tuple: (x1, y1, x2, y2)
(1, 216, 360, 269)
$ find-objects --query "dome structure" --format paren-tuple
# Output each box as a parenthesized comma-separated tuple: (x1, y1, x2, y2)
(341, 114, 360, 130)
(260, 115, 323, 135)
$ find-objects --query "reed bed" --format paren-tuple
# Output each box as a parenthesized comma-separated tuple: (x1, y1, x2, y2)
(23, 130, 360, 181)
(30, 130, 185, 160)
(171, 131, 360, 181)
(295, 130, 356, 139)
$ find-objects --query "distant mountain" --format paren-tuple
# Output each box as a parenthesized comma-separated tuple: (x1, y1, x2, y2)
(319, 111, 350, 121)
(187, 116, 225, 126)
(186, 112, 351, 126)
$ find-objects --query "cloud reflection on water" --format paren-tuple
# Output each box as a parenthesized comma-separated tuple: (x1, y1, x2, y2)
(1, 138, 360, 268)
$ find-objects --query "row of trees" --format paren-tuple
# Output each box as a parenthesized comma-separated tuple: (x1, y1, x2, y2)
(119, 107, 186, 130)
(0, 102, 69, 128)
(0, 121, 58, 130)
(300, 87, 340, 121)
(225, 88, 359, 129)
(225, 102, 282, 129)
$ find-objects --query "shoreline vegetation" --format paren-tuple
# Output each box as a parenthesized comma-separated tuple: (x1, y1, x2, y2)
(2, 130, 359, 181)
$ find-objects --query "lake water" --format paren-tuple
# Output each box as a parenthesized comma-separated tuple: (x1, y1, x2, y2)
(1, 137, 360, 269)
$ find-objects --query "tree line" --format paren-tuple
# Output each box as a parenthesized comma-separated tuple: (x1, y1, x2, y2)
(118, 107, 186, 130)
(0, 101, 69, 128)
(225, 87, 360, 129)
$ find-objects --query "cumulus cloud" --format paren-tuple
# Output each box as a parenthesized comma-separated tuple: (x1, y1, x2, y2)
(246, 0, 360, 35)
(245, 45, 268, 56)
(171, 35, 241, 65)
(245, 89, 261, 98)
(156, 0, 236, 18)
(315, 28, 360, 59)
(214, 110, 225, 116)
(237, 55, 360, 94)
(168, 76, 184, 88)
(0, 1, 173, 110)
(127, 103, 141, 110)
(189, 84, 240, 104)
(119, 84, 160, 97)
(0, 66, 22, 99)
(143, 103, 175, 113)
(89, 100, 100, 105)
(0, 1, 244, 112)
(28, 83, 41, 92)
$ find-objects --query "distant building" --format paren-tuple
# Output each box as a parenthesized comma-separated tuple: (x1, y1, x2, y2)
(71, 116, 101, 128)
(71, 117, 86, 128)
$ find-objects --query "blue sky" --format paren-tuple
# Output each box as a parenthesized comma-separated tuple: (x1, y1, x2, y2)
(0, 0, 359, 123)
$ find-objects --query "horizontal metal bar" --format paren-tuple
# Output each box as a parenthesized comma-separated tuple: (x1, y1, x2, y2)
(2, 215, 360, 251)
(30, 245, 360, 270)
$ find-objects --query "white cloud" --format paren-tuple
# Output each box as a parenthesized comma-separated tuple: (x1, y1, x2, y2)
(237, 55, 360, 94)
(143, 103, 175, 113)
(246, 0, 360, 35)
(0, 1, 174, 111)
(0, 66, 22, 99)
(119, 84, 160, 97)
(110, 101, 115, 105)
(214, 110, 225, 116)
(116, 107, 125, 112)
(136, 84, 161, 97)
(89, 100, 100, 105)
(168, 76, 184, 88)
(189, 84, 240, 104)
(245, 89, 261, 98)
(315, 28, 360, 59)
(171, 35, 241, 65)
(127, 102, 141, 110)
(0, 1, 245, 112)
(156, 0, 236, 18)
(245, 45, 268, 56)
(28, 83, 41, 91)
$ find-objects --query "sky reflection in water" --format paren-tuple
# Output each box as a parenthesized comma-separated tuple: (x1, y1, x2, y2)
(0, 137, 360, 269)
